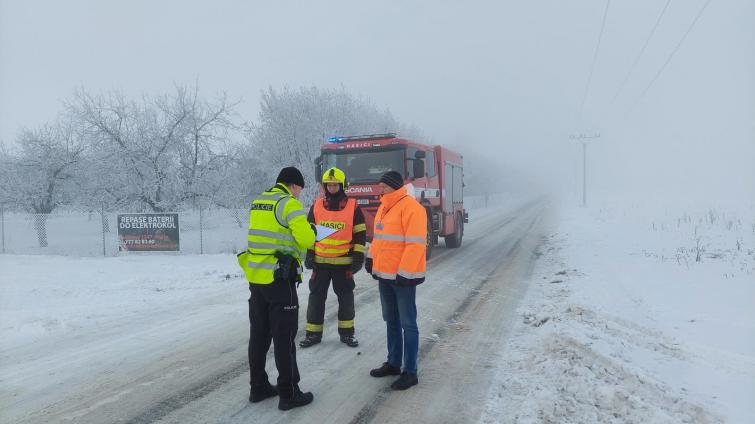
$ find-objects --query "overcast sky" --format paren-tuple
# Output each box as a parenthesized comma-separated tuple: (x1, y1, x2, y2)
(1, 0, 753, 204)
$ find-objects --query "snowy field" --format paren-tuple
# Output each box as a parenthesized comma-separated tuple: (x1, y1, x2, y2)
(480, 202, 755, 424)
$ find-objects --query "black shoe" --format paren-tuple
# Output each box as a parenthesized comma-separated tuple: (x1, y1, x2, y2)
(299, 333, 322, 348)
(249, 382, 278, 403)
(340, 335, 359, 347)
(278, 388, 314, 411)
(390, 372, 418, 390)
(369, 362, 401, 377)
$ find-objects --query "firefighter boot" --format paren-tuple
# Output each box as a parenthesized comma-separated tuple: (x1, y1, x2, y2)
(249, 382, 278, 403)
(278, 387, 314, 411)
(340, 335, 359, 347)
(369, 362, 401, 377)
(299, 332, 322, 348)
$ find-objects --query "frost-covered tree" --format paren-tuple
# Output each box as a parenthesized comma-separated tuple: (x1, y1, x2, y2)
(68, 85, 239, 212)
(174, 88, 240, 207)
(3, 121, 87, 246)
(68, 88, 179, 212)
(0, 142, 16, 208)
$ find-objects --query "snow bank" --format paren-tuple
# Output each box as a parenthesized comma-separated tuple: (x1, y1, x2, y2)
(480, 203, 755, 423)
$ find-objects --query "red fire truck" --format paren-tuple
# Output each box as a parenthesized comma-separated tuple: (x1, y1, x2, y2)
(316, 133, 467, 258)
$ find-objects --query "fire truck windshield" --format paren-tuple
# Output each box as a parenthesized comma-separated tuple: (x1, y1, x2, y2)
(321, 149, 405, 184)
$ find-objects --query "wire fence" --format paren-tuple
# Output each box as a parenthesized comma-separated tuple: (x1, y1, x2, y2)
(0, 194, 505, 257)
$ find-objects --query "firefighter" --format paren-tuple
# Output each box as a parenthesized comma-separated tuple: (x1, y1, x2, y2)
(365, 170, 426, 391)
(300, 167, 366, 348)
(237, 166, 316, 411)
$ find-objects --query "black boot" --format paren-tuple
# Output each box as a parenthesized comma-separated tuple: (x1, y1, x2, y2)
(390, 372, 418, 390)
(278, 388, 314, 411)
(249, 382, 278, 403)
(369, 362, 401, 377)
(299, 332, 322, 348)
(340, 335, 359, 347)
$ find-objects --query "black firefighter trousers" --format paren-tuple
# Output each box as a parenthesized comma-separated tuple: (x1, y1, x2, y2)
(248, 277, 300, 398)
(306, 268, 356, 337)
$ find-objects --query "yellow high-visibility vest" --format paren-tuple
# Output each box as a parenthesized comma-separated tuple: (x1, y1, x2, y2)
(238, 183, 315, 284)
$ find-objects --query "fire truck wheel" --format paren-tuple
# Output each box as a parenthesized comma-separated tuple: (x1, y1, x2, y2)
(445, 214, 463, 248)
(425, 211, 434, 259)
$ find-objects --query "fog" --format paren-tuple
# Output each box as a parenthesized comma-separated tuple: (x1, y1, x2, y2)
(1, 0, 753, 204)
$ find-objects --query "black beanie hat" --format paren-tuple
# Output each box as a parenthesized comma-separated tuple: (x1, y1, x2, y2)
(276, 166, 305, 188)
(379, 171, 404, 190)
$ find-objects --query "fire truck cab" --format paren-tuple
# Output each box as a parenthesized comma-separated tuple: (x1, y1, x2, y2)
(316, 133, 467, 258)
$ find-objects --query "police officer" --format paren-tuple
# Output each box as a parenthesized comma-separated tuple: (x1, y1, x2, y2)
(238, 166, 316, 410)
(300, 167, 366, 348)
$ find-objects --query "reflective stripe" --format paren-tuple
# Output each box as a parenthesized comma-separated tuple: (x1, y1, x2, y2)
(398, 269, 426, 279)
(373, 233, 424, 244)
(247, 261, 278, 270)
(373, 233, 406, 241)
(353, 223, 366, 232)
(353, 244, 365, 253)
(315, 246, 350, 255)
(275, 196, 291, 225)
(286, 209, 307, 221)
(306, 323, 323, 333)
(338, 320, 354, 329)
(315, 256, 353, 265)
(248, 229, 295, 241)
(318, 238, 350, 246)
(373, 270, 397, 280)
(248, 242, 298, 254)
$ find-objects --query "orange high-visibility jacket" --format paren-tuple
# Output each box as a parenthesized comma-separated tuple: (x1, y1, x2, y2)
(368, 186, 427, 285)
(313, 197, 356, 263)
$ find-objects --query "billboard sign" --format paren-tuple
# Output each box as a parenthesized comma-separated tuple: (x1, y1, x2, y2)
(117, 213, 179, 251)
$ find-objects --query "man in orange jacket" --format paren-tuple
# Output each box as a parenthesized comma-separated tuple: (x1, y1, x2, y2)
(365, 170, 426, 391)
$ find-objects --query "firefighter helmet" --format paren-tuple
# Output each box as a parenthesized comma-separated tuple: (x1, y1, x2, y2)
(322, 167, 346, 186)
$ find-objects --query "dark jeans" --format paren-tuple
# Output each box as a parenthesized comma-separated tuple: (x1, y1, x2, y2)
(248, 278, 300, 398)
(378, 279, 418, 374)
(306, 268, 356, 336)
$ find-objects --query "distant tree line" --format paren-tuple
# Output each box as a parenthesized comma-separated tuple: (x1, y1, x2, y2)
(0, 84, 424, 216)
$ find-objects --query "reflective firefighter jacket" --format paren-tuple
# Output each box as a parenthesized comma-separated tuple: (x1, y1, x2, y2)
(309, 196, 366, 267)
(368, 185, 427, 285)
(238, 183, 315, 284)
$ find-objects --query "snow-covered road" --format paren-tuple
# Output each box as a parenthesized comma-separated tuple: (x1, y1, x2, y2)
(1, 198, 547, 423)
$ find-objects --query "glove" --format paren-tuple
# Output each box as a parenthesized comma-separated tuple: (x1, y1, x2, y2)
(350, 252, 364, 274)
(304, 250, 315, 270)
(365, 257, 373, 274)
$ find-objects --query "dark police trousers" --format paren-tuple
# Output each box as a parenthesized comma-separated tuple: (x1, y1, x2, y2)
(306, 268, 356, 336)
(248, 276, 300, 398)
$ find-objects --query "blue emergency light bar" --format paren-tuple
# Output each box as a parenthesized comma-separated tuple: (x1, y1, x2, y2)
(328, 133, 397, 143)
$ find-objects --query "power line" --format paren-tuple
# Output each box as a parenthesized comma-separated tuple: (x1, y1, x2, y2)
(611, 0, 673, 104)
(579, 0, 612, 118)
(628, 0, 712, 112)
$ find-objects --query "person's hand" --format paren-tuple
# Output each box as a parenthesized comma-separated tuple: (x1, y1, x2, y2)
(350, 252, 364, 274)
(365, 257, 372, 274)
(304, 250, 315, 270)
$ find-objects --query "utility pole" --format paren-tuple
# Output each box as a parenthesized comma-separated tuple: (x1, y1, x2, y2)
(569, 133, 600, 207)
